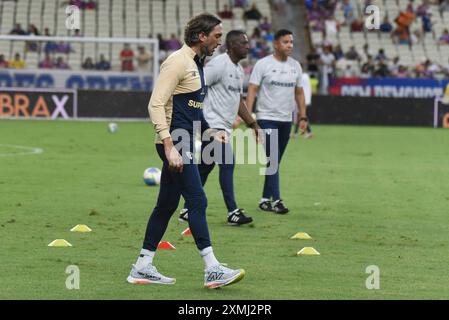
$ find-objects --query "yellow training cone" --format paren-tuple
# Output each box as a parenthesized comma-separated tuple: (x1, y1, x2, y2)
(291, 232, 312, 240)
(48, 239, 72, 247)
(297, 247, 320, 256)
(70, 224, 92, 232)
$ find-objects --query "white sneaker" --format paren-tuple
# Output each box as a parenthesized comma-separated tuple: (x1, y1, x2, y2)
(127, 264, 176, 285)
(204, 264, 245, 289)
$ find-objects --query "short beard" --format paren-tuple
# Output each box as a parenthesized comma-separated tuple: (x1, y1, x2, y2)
(200, 45, 212, 57)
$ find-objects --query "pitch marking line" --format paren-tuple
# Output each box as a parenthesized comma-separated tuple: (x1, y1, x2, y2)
(0, 144, 44, 157)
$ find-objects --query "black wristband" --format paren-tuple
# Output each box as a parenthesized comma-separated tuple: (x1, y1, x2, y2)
(299, 117, 308, 122)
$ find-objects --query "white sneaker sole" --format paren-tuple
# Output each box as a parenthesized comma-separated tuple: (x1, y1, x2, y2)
(204, 269, 245, 289)
(127, 276, 176, 285)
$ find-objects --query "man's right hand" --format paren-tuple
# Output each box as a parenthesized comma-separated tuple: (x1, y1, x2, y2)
(163, 139, 183, 173)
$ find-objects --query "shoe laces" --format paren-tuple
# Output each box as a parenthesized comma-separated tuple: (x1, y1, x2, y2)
(206, 263, 231, 273)
(136, 263, 158, 274)
(234, 208, 246, 215)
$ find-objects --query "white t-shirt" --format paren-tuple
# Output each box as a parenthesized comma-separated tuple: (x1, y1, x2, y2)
(249, 55, 303, 122)
(203, 53, 244, 133)
(320, 52, 335, 74)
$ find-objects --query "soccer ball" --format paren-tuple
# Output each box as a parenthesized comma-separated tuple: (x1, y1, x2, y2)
(143, 167, 161, 186)
(108, 122, 118, 133)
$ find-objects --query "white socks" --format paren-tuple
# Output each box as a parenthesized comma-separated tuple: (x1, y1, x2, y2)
(260, 198, 270, 203)
(136, 249, 155, 270)
(200, 246, 220, 269)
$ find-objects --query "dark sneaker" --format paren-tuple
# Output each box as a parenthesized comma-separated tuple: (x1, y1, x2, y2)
(227, 209, 253, 226)
(273, 200, 289, 214)
(259, 200, 273, 212)
(178, 208, 188, 222)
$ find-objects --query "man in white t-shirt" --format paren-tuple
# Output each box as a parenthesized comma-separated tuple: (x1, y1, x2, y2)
(246, 29, 308, 214)
(292, 71, 313, 139)
(178, 30, 262, 226)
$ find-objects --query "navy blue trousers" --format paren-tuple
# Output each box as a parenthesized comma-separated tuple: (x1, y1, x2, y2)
(186, 137, 238, 213)
(258, 120, 292, 201)
(143, 140, 211, 251)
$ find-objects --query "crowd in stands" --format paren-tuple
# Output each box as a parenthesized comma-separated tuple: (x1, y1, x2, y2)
(61, 0, 97, 10)
(0, 1, 274, 74)
(305, 0, 449, 93)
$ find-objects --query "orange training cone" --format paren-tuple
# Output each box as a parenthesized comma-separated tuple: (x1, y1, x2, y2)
(181, 228, 192, 236)
(158, 241, 176, 250)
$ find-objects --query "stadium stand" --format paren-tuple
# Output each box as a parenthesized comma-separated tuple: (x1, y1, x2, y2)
(0, 0, 273, 72)
(306, 0, 449, 83)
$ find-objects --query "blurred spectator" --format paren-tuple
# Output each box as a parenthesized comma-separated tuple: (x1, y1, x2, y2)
(333, 44, 344, 60)
(374, 60, 390, 77)
(26, 24, 40, 52)
(395, 65, 410, 78)
(350, 18, 364, 32)
(39, 54, 54, 69)
(380, 16, 393, 33)
(243, 3, 262, 21)
(342, 63, 357, 78)
(416, 0, 430, 17)
(62, 0, 97, 10)
(342, 0, 355, 25)
(44, 28, 58, 54)
(360, 56, 375, 78)
(95, 54, 111, 70)
(234, 0, 248, 7)
(156, 34, 167, 51)
(410, 29, 423, 45)
(165, 34, 182, 51)
(319, 46, 335, 93)
(54, 56, 70, 69)
(72, 29, 82, 37)
(9, 53, 26, 69)
(10, 23, 26, 35)
(388, 56, 401, 74)
(335, 56, 354, 77)
(325, 16, 339, 37)
(393, 26, 411, 45)
(218, 4, 234, 19)
(438, 29, 449, 45)
(120, 44, 134, 71)
(0, 54, 9, 68)
(425, 59, 441, 78)
(406, 0, 415, 13)
(375, 49, 388, 62)
(259, 16, 272, 32)
(82, 57, 95, 70)
(84, 0, 97, 10)
(56, 42, 73, 54)
(27, 24, 40, 35)
(262, 29, 274, 43)
(345, 46, 360, 61)
(421, 13, 433, 33)
(137, 46, 152, 71)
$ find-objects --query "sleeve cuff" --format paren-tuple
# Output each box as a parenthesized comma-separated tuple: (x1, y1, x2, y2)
(158, 129, 171, 141)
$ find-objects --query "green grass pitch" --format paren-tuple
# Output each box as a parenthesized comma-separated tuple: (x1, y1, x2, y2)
(1, 119, 449, 299)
